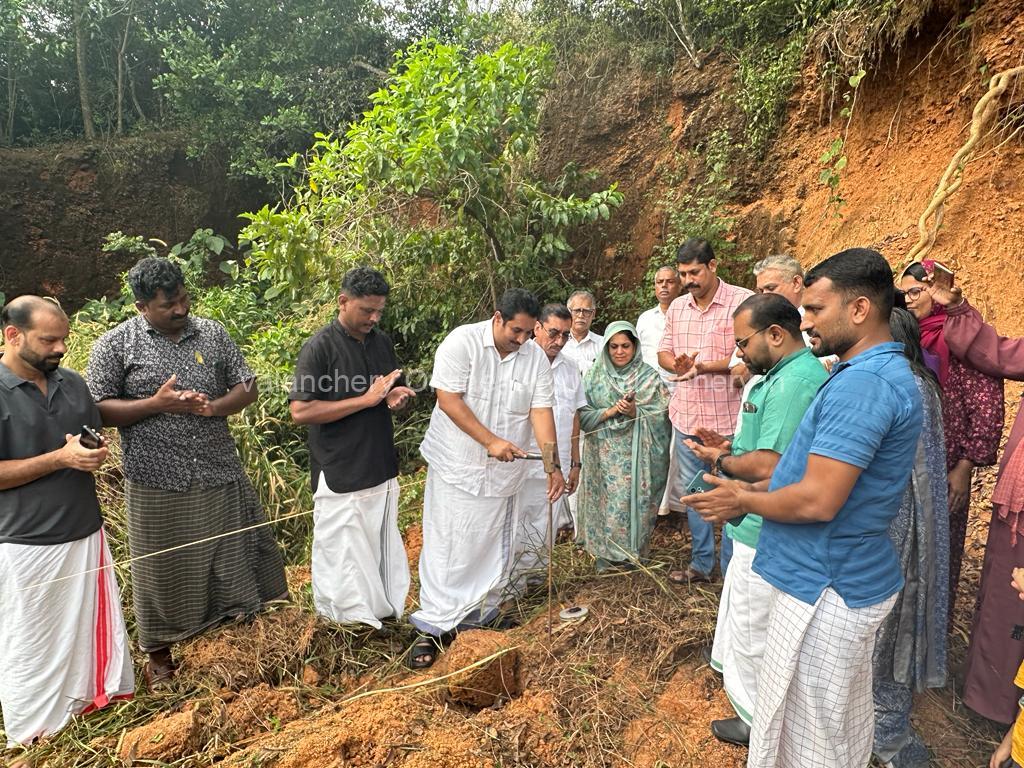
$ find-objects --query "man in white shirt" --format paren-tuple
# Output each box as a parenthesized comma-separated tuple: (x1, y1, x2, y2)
(410, 289, 565, 668)
(635, 265, 684, 521)
(513, 303, 586, 592)
(563, 290, 602, 378)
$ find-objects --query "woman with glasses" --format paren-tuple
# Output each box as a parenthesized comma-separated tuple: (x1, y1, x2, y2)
(900, 262, 1003, 624)
(577, 321, 670, 571)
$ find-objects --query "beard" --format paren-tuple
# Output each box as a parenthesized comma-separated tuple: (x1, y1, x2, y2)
(808, 328, 856, 358)
(21, 347, 62, 373)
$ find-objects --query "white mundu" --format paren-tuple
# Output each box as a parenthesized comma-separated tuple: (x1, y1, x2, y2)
(709, 539, 773, 726)
(414, 321, 555, 634)
(636, 305, 683, 514)
(513, 345, 586, 588)
(0, 529, 134, 746)
(311, 474, 409, 628)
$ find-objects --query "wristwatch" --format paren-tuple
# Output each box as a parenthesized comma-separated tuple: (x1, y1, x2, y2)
(570, 460, 583, 469)
(714, 453, 728, 476)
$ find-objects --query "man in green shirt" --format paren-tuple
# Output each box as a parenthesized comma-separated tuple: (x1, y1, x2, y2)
(685, 293, 827, 747)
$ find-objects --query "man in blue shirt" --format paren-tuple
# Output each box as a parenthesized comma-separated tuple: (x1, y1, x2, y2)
(682, 248, 922, 768)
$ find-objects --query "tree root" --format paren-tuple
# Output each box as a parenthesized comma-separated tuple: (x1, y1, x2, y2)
(904, 65, 1024, 269)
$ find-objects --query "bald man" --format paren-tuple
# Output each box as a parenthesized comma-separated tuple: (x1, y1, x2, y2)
(0, 296, 133, 750)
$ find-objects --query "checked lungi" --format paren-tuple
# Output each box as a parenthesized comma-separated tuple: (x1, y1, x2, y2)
(125, 477, 288, 651)
(0, 529, 134, 746)
(748, 585, 896, 768)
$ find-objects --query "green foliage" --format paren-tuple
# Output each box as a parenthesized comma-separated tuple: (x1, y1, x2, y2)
(242, 39, 622, 374)
(818, 136, 846, 216)
(154, 0, 395, 181)
(736, 36, 804, 156)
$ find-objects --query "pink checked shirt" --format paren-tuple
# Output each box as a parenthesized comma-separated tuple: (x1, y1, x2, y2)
(657, 278, 753, 435)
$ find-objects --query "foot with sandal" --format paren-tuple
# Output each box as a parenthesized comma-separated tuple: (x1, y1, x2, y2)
(143, 646, 178, 690)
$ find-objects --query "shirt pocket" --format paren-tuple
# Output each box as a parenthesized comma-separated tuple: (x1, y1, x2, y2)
(508, 380, 532, 415)
(711, 322, 734, 359)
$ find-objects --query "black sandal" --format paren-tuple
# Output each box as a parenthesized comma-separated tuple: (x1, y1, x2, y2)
(406, 630, 457, 670)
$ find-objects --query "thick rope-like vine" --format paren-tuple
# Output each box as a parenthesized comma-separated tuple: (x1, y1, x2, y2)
(904, 65, 1024, 269)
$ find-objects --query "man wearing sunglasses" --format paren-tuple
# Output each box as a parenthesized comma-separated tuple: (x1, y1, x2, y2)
(512, 303, 586, 591)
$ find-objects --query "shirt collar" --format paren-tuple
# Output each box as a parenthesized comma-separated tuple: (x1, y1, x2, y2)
(333, 319, 376, 343)
(681, 278, 726, 311)
(764, 347, 814, 379)
(0, 354, 64, 390)
(831, 341, 905, 375)
(138, 313, 199, 340)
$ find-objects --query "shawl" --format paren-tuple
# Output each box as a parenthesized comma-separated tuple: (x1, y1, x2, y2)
(918, 306, 950, 387)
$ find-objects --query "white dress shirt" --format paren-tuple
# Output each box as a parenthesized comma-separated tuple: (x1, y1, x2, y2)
(420, 320, 555, 497)
(563, 330, 602, 379)
(525, 345, 587, 480)
(636, 305, 675, 390)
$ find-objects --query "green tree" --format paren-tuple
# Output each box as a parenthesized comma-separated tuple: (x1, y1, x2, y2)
(242, 39, 622, 363)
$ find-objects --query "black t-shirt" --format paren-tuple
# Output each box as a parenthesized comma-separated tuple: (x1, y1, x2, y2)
(0, 360, 103, 545)
(289, 321, 401, 493)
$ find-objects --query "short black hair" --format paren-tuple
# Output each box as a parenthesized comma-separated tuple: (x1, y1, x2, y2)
(676, 238, 715, 266)
(1, 295, 66, 331)
(128, 257, 185, 302)
(804, 248, 895, 320)
(538, 302, 571, 323)
(341, 266, 390, 298)
(497, 288, 540, 323)
(734, 293, 802, 339)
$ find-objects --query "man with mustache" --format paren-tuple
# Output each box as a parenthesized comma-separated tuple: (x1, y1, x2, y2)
(0, 296, 133, 751)
(657, 238, 753, 582)
(86, 257, 287, 688)
(682, 248, 923, 768)
(410, 288, 564, 668)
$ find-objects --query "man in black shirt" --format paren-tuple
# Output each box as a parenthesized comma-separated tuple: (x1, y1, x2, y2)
(290, 267, 414, 627)
(0, 296, 133, 749)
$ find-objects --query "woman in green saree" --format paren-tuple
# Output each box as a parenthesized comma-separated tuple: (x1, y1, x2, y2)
(578, 321, 672, 571)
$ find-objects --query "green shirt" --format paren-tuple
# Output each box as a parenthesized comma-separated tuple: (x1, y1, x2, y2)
(725, 347, 829, 548)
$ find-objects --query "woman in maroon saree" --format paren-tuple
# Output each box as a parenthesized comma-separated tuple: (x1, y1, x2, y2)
(901, 263, 1004, 622)
(926, 275, 1023, 724)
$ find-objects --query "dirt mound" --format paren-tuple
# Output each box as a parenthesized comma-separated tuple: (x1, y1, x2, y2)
(119, 684, 305, 763)
(624, 665, 747, 767)
(177, 606, 320, 690)
(440, 629, 522, 708)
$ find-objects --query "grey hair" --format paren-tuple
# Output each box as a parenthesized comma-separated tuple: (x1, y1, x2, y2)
(567, 289, 596, 306)
(752, 254, 804, 280)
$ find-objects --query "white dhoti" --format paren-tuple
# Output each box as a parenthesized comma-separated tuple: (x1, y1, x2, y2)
(748, 586, 897, 768)
(311, 474, 409, 629)
(657, 436, 683, 515)
(709, 540, 772, 726)
(411, 470, 516, 635)
(0, 528, 134, 747)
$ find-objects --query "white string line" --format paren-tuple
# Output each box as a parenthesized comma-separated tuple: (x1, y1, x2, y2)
(19, 407, 673, 593)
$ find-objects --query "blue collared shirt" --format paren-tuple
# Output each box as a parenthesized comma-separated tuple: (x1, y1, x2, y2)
(752, 341, 923, 608)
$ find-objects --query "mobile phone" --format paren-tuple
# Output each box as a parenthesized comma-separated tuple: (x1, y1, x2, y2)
(923, 258, 955, 286)
(79, 425, 103, 450)
(686, 468, 716, 495)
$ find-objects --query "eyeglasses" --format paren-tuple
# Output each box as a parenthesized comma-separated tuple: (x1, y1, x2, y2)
(541, 326, 571, 341)
(569, 307, 595, 317)
(904, 286, 926, 300)
(735, 327, 768, 350)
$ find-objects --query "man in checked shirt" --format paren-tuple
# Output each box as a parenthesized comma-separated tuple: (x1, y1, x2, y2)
(658, 238, 752, 583)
